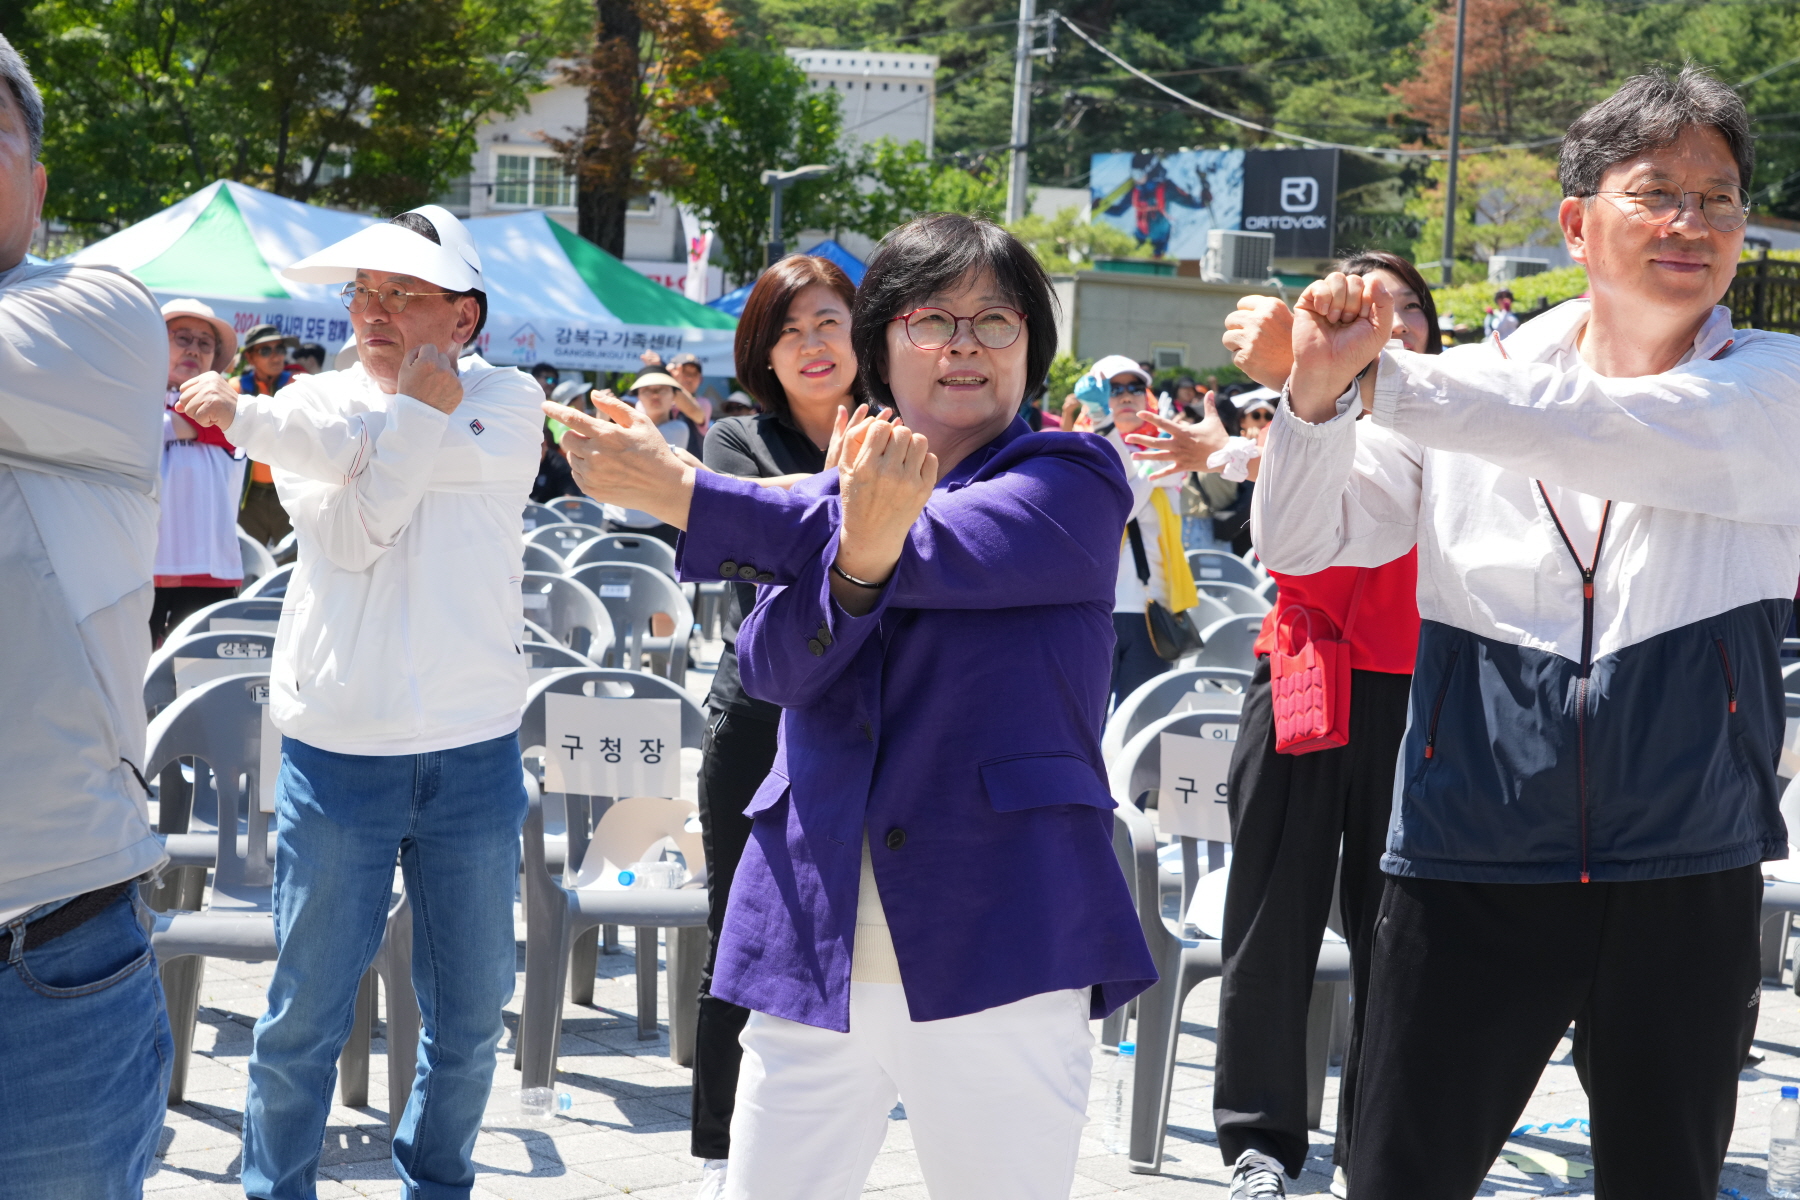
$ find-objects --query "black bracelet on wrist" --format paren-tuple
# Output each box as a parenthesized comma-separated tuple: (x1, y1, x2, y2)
(831, 562, 886, 590)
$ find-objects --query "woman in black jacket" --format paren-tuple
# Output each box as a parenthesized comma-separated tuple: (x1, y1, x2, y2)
(689, 254, 859, 1197)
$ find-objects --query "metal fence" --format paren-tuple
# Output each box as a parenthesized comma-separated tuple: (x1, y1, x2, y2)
(1727, 252, 1800, 333)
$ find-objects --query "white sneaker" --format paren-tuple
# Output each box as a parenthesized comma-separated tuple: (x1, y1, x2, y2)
(1331, 1164, 1349, 1197)
(695, 1158, 728, 1200)
(1228, 1148, 1287, 1198)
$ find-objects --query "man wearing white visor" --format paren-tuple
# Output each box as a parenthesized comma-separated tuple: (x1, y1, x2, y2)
(177, 206, 541, 1200)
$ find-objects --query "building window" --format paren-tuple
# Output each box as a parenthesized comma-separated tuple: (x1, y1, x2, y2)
(493, 154, 576, 209)
(533, 158, 575, 208)
(495, 154, 531, 206)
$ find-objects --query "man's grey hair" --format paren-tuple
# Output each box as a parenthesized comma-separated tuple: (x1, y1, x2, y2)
(0, 34, 43, 160)
(1559, 65, 1753, 197)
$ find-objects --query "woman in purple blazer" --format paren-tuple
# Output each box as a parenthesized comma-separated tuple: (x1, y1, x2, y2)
(550, 215, 1156, 1200)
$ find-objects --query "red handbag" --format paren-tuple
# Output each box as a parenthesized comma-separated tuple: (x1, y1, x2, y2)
(1270, 569, 1368, 755)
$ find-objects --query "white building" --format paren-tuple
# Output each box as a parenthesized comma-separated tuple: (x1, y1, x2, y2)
(786, 49, 938, 154)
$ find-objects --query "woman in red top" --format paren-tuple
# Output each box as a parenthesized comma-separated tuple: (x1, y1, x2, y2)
(1129, 250, 1438, 1199)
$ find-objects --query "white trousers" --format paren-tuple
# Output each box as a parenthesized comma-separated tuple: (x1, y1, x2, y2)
(726, 983, 1094, 1200)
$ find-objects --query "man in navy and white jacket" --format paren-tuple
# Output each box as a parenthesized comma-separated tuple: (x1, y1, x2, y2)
(1248, 68, 1800, 1199)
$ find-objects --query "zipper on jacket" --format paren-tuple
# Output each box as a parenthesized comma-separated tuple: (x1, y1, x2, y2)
(1423, 648, 1460, 760)
(1714, 638, 1739, 714)
(1536, 483, 1613, 885)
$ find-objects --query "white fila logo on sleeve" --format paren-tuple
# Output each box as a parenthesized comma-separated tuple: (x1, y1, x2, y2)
(469, 419, 485, 435)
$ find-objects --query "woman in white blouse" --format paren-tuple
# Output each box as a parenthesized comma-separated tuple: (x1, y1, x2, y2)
(151, 299, 243, 645)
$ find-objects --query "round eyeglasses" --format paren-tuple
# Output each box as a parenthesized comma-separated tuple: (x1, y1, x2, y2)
(1109, 380, 1148, 397)
(339, 282, 459, 315)
(892, 306, 1025, 351)
(1589, 179, 1750, 233)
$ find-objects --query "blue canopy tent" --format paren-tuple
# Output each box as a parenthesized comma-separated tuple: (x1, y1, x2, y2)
(707, 240, 867, 318)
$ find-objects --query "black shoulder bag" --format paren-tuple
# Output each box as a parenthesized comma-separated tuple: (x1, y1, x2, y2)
(1126, 518, 1203, 661)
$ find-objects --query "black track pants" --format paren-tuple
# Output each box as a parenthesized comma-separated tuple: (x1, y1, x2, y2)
(1351, 867, 1763, 1200)
(689, 709, 779, 1160)
(1213, 662, 1412, 1177)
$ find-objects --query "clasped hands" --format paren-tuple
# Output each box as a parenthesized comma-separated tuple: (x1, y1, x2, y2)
(1122, 273, 1394, 476)
(546, 394, 934, 608)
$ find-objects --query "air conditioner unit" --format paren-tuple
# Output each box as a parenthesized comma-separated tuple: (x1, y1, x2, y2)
(1488, 255, 1550, 284)
(1203, 230, 1275, 283)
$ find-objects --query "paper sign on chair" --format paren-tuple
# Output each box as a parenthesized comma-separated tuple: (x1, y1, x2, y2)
(543, 693, 682, 798)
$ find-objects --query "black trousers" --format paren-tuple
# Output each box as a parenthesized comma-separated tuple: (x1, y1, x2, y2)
(1110, 611, 1170, 711)
(1352, 867, 1763, 1199)
(1214, 661, 1411, 1177)
(149, 584, 236, 648)
(690, 708, 778, 1160)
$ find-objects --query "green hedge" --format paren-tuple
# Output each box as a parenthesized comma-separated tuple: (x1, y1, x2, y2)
(1432, 266, 1590, 332)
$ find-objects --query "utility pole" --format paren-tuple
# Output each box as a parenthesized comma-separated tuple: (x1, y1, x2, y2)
(1440, 0, 1469, 287)
(1006, 0, 1036, 225)
(761, 164, 832, 270)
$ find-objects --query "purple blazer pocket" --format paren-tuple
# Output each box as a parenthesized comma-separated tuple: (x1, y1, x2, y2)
(979, 752, 1117, 812)
(743, 770, 789, 818)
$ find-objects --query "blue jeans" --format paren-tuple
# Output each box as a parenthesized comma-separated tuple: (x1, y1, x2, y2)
(0, 888, 173, 1199)
(242, 732, 527, 1200)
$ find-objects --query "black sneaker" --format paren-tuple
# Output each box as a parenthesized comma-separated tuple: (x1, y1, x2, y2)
(1228, 1148, 1287, 1198)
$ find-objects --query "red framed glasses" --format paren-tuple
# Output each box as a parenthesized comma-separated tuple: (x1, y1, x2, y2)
(891, 306, 1025, 350)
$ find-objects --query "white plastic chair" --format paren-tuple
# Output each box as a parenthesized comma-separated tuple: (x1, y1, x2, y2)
(1102, 666, 1253, 765)
(526, 521, 606, 560)
(566, 532, 679, 578)
(1195, 613, 1264, 672)
(238, 529, 278, 586)
(143, 672, 421, 1123)
(548, 495, 609, 528)
(521, 570, 615, 662)
(521, 541, 564, 574)
(144, 629, 277, 718)
(1106, 709, 1350, 1173)
(522, 501, 567, 532)
(1187, 549, 1263, 590)
(567, 561, 694, 684)
(1197, 580, 1272, 616)
(270, 529, 298, 565)
(243, 563, 294, 598)
(166, 596, 283, 643)
(516, 670, 711, 1080)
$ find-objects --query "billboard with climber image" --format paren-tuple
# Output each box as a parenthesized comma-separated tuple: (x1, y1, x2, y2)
(1089, 149, 1245, 259)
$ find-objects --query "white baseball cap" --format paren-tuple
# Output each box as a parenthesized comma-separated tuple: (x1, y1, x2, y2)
(1234, 386, 1279, 415)
(281, 204, 483, 293)
(1088, 354, 1152, 387)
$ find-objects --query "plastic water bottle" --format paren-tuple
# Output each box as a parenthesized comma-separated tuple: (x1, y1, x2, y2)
(518, 1087, 573, 1125)
(1098, 1042, 1135, 1154)
(1771, 1085, 1800, 1197)
(617, 860, 687, 889)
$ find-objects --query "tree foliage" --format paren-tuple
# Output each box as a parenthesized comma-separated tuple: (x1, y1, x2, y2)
(1006, 204, 1147, 272)
(1407, 149, 1561, 266)
(651, 44, 846, 280)
(548, 0, 732, 256)
(9, 0, 585, 233)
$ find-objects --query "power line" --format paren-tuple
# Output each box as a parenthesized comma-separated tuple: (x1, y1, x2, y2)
(1052, 12, 1562, 160)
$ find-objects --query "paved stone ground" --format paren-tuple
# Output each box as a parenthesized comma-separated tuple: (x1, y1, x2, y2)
(144, 642, 1800, 1198)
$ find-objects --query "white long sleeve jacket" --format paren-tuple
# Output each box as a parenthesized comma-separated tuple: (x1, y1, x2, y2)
(1253, 300, 1800, 884)
(229, 357, 542, 756)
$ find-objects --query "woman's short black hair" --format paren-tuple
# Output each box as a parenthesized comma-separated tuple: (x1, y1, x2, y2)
(851, 213, 1058, 410)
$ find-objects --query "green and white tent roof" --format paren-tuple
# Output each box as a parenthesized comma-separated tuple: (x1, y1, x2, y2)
(71, 180, 736, 373)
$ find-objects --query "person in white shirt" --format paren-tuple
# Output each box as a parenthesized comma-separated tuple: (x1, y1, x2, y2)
(1073, 354, 1200, 709)
(1243, 67, 1798, 1199)
(0, 34, 175, 1199)
(151, 298, 244, 644)
(178, 205, 542, 1200)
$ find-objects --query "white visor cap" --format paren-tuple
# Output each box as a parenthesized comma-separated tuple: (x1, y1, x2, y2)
(281, 204, 483, 293)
